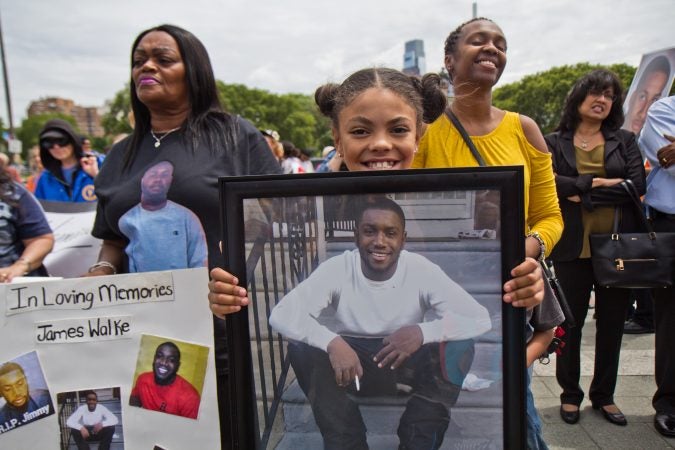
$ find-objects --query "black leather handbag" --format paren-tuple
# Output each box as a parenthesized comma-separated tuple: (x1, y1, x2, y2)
(589, 180, 675, 288)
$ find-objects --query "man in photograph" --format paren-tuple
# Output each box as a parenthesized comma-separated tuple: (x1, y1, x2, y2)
(66, 391, 118, 450)
(269, 196, 491, 450)
(623, 55, 672, 134)
(0, 361, 53, 429)
(119, 160, 207, 272)
(129, 341, 200, 419)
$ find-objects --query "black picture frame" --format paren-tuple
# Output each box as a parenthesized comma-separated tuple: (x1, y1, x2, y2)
(220, 167, 526, 449)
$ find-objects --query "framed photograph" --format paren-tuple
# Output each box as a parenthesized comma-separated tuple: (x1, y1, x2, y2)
(220, 167, 526, 449)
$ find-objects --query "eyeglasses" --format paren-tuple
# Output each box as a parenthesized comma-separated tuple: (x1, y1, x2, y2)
(40, 137, 70, 151)
(588, 89, 617, 102)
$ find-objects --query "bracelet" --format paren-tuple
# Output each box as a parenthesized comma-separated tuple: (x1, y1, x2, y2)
(17, 257, 32, 273)
(88, 261, 117, 275)
(527, 231, 546, 262)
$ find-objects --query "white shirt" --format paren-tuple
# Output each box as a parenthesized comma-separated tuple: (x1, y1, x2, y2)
(66, 403, 119, 430)
(639, 96, 675, 214)
(269, 249, 491, 351)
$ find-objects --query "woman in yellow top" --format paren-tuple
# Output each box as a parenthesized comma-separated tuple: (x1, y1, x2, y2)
(412, 17, 563, 450)
(413, 17, 562, 263)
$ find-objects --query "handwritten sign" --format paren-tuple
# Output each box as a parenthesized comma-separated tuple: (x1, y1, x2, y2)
(5, 272, 174, 315)
(0, 268, 220, 449)
(34, 316, 133, 344)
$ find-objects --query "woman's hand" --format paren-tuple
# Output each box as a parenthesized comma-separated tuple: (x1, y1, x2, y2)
(0, 261, 31, 283)
(503, 257, 544, 309)
(0, 234, 55, 283)
(82, 239, 125, 277)
(80, 154, 99, 178)
(208, 268, 249, 319)
(591, 177, 624, 188)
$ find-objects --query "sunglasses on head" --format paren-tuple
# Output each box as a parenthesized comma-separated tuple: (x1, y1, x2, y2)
(40, 136, 70, 151)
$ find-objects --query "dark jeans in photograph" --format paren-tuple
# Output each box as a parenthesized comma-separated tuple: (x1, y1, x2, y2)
(72, 425, 115, 450)
(288, 337, 454, 450)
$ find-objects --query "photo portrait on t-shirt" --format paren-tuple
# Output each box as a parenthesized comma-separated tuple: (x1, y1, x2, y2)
(118, 160, 207, 272)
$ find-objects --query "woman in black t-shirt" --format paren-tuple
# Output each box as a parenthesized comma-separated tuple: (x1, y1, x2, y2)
(85, 25, 280, 450)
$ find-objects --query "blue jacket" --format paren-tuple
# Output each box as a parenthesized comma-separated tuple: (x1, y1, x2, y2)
(34, 156, 104, 202)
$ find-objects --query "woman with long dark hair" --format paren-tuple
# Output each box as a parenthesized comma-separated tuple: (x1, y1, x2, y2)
(86, 24, 281, 448)
(546, 69, 646, 427)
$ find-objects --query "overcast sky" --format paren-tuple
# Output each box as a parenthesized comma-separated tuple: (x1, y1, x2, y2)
(1, 0, 673, 126)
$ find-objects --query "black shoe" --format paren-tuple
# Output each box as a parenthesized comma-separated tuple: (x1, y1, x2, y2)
(593, 404, 627, 426)
(654, 413, 675, 437)
(560, 405, 580, 424)
(623, 319, 654, 334)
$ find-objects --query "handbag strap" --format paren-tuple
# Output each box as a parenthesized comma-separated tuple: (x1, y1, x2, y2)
(540, 259, 576, 328)
(445, 109, 487, 167)
(620, 180, 655, 235)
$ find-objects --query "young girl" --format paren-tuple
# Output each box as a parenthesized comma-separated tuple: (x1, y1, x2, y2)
(208, 67, 543, 316)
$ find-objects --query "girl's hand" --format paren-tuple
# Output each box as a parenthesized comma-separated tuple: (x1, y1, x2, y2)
(503, 257, 544, 309)
(208, 268, 249, 319)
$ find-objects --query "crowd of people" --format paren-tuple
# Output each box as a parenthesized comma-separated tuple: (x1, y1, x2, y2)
(1, 17, 673, 450)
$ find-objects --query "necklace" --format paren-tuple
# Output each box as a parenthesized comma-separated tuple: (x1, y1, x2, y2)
(575, 130, 601, 150)
(150, 127, 181, 148)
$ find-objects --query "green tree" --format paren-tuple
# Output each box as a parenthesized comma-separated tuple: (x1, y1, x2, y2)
(218, 82, 328, 150)
(101, 85, 133, 137)
(493, 63, 636, 134)
(16, 113, 78, 159)
(100, 81, 331, 151)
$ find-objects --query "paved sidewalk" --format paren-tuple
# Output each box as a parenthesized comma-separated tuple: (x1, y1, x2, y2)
(532, 305, 674, 449)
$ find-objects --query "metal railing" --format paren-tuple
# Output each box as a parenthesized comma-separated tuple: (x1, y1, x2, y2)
(246, 197, 319, 448)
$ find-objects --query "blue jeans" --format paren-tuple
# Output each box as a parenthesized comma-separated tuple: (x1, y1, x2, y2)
(526, 366, 548, 450)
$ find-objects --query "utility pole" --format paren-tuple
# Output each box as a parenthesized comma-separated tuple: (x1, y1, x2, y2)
(0, 9, 14, 137)
(472, 2, 478, 19)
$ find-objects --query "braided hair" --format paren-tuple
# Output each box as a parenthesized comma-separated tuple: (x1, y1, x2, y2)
(444, 17, 497, 83)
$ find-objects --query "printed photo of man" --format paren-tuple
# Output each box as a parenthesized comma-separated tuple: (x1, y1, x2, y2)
(66, 390, 119, 450)
(623, 50, 675, 134)
(269, 196, 492, 450)
(0, 352, 54, 434)
(129, 341, 201, 419)
(119, 160, 208, 272)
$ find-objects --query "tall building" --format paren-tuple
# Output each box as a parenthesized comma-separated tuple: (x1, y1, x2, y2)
(402, 39, 426, 77)
(27, 97, 104, 137)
